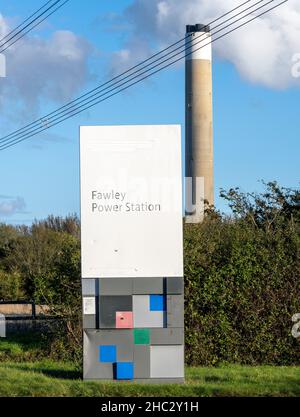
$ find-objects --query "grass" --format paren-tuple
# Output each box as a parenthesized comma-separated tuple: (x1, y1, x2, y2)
(1, 334, 300, 397)
(0, 332, 49, 361)
(0, 361, 300, 397)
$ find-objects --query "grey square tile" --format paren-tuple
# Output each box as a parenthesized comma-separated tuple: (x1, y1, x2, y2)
(83, 314, 96, 329)
(150, 345, 184, 378)
(100, 278, 133, 295)
(133, 278, 164, 294)
(82, 279, 98, 296)
(166, 277, 184, 295)
(150, 328, 184, 345)
(134, 345, 150, 379)
(167, 295, 184, 328)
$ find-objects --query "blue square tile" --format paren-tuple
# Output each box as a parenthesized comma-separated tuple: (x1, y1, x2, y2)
(99, 345, 117, 363)
(150, 295, 166, 311)
(116, 362, 134, 380)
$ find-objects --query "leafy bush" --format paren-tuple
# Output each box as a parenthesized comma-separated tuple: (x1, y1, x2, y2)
(0, 216, 82, 362)
(184, 182, 300, 365)
(0, 270, 25, 300)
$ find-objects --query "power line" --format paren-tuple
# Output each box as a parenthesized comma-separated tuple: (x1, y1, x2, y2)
(0, 0, 70, 54)
(0, 0, 253, 146)
(0, 0, 56, 45)
(0, 0, 279, 147)
(1, 0, 272, 148)
(0, 0, 287, 151)
(0, 0, 283, 149)
(33, 0, 269, 121)
(0, 0, 282, 151)
(0, 0, 69, 54)
(0, 0, 63, 50)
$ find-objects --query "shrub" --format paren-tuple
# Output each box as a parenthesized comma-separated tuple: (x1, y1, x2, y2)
(184, 183, 300, 365)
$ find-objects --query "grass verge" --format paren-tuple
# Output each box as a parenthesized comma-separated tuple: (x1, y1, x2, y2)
(1, 334, 299, 397)
(0, 360, 300, 397)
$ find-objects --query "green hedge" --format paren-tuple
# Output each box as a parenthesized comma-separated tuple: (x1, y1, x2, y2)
(184, 214, 300, 365)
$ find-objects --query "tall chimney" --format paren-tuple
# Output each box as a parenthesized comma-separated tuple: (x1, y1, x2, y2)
(185, 24, 214, 223)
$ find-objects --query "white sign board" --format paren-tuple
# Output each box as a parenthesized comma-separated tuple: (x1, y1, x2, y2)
(80, 125, 183, 278)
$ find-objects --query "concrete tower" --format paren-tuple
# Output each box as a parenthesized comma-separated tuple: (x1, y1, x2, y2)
(185, 24, 214, 223)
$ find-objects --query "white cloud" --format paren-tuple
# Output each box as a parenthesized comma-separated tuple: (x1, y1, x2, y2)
(110, 38, 152, 76)
(0, 13, 93, 118)
(0, 196, 26, 216)
(113, 0, 300, 89)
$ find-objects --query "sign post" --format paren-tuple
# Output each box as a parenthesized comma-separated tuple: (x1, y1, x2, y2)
(80, 125, 184, 382)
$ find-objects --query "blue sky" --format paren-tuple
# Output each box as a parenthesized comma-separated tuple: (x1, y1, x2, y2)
(0, 0, 299, 224)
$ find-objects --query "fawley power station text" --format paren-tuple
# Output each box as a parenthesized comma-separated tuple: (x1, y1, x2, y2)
(91, 190, 161, 213)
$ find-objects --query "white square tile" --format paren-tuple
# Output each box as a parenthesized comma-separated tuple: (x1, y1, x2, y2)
(150, 345, 184, 378)
(83, 297, 96, 315)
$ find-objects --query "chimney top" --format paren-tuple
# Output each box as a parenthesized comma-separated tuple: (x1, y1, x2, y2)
(186, 24, 210, 33)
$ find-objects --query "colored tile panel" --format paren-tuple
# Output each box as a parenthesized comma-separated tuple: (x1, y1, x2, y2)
(150, 295, 166, 311)
(116, 312, 133, 329)
(99, 345, 117, 363)
(134, 328, 150, 345)
(116, 362, 134, 380)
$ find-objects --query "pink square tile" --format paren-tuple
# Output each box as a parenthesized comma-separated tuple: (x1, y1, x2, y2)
(116, 311, 133, 329)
